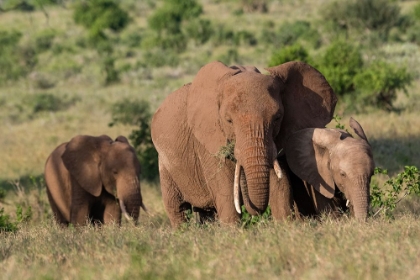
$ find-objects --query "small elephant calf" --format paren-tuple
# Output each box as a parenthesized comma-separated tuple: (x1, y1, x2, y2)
(285, 117, 375, 221)
(45, 135, 147, 226)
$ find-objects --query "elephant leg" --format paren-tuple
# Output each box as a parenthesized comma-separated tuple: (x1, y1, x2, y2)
(215, 195, 240, 225)
(46, 188, 69, 226)
(159, 162, 187, 228)
(70, 181, 93, 226)
(103, 196, 122, 225)
(269, 159, 293, 221)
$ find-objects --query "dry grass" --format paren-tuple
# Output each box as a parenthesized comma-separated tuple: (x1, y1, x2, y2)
(2, 213, 420, 279)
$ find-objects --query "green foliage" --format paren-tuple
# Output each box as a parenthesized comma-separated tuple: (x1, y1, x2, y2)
(322, 0, 403, 41)
(268, 44, 310, 67)
(371, 166, 420, 218)
(274, 20, 321, 48)
(34, 30, 56, 53)
(318, 40, 363, 96)
(414, 3, 420, 21)
(141, 49, 180, 68)
(0, 30, 31, 84)
(217, 48, 240, 65)
(146, 0, 209, 52)
(73, 0, 130, 41)
(238, 0, 268, 13)
(240, 205, 271, 228)
(216, 141, 236, 162)
(109, 99, 158, 181)
(354, 60, 413, 111)
(31, 93, 62, 113)
(0, 205, 32, 232)
(148, 0, 202, 33)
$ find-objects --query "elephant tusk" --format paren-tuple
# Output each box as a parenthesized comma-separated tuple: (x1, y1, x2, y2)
(273, 159, 282, 179)
(120, 200, 134, 222)
(234, 162, 242, 214)
(346, 200, 350, 207)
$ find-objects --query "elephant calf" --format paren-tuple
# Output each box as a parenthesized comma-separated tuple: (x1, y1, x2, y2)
(284, 118, 375, 221)
(44, 135, 147, 226)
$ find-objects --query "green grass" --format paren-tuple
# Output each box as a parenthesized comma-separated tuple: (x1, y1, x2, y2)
(1, 1, 420, 279)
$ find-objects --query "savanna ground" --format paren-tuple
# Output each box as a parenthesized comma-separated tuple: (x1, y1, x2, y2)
(1, 0, 420, 279)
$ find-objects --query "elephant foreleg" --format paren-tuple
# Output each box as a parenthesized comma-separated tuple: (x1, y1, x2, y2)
(103, 195, 122, 225)
(269, 158, 293, 221)
(159, 162, 188, 228)
(70, 181, 93, 226)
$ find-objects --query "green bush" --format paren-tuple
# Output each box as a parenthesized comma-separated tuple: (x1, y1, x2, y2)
(29, 93, 78, 114)
(34, 30, 56, 53)
(73, 0, 130, 41)
(147, 0, 208, 52)
(0, 205, 32, 232)
(354, 60, 412, 111)
(274, 20, 321, 48)
(413, 3, 420, 21)
(141, 49, 180, 68)
(0, 30, 29, 83)
(322, 0, 403, 41)
(371, 166, 420, 218)
(109, 99, 158, 181)
(268, 44, 310, 67)
(318, 40, 363, 96)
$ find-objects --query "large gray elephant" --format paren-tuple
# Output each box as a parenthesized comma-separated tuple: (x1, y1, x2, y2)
(44, 135, 147, 226)
(151, 61, 337, 227)
(285, 118, 375, 221)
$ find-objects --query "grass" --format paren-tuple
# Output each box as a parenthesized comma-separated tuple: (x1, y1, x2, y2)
(2, 214, 420, 279)
(1, 0, 420, 279)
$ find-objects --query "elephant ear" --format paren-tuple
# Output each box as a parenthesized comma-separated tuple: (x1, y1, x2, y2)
(285, 128, 340, 199)
(266, 61, 337, 148)
(62, 135, 113, 197)
(349, 117, 370, 144)
(187, 61, 241, 154)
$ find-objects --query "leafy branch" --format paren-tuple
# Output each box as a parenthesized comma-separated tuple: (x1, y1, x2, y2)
(370, 166, 420, 218)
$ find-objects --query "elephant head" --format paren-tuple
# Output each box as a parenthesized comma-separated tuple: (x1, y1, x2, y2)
(61, 135, 146, 222)
(187, 61, 337, 216)
(285, 118, 375, 221)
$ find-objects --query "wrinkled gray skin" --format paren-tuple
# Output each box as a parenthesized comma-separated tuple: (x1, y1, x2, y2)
(285, 118, 375, 221)
(44, 135, 146, 226)
(151, 60, 337, 227)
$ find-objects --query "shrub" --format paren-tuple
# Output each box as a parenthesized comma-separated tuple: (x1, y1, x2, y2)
(0, 30, 28, 83)
(371, 166, 420, 218)
(73, 0, 130, 41)
(322, 0, 403, 41)
(35, 30, 56, 53)
(318, 40, 363, 96)
(268, 44, 310, 67)
(147, 0, 208, 52)
(109, 99, 158, 181)
(274, 20, 321, 48)
(29, 93, 78, 114)
(353, 60, 413, 111)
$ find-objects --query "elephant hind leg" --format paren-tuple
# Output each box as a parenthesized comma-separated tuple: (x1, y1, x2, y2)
(159, 162, 187, 228)
(46, 188, 69, 226)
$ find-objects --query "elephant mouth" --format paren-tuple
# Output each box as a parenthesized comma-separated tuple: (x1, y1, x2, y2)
(233, 160, 282, 214)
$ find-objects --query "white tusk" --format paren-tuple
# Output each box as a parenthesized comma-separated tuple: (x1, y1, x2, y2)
(234, 162, 241, 214)
(346, 200, 350, 207)
(120, 200, 134, 222)
(273, 159, 282, 179)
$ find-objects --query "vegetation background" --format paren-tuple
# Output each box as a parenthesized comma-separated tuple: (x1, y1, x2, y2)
(1, 0, 420, 279)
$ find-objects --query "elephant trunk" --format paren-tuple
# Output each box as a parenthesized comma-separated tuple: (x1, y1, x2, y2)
(349, 175, 370, 221)
(117, 177, 143, 223)
(237, 136, 271, 216)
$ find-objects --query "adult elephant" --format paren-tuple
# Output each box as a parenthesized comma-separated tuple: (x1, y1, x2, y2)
(151, 61, 337, 227)
(285, 118, 375, 221)
(45, 135, 147, 226)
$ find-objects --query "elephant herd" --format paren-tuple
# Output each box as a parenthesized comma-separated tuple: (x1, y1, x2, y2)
(44, 61, 375, 228)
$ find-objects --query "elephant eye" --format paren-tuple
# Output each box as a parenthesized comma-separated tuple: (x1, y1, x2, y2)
(227, 118, 233, 124)
(340, 171, 346, 177)
(112, 169, 118, 175)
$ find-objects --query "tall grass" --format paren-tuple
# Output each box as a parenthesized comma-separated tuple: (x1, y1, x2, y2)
(2, 215, 420, 279)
